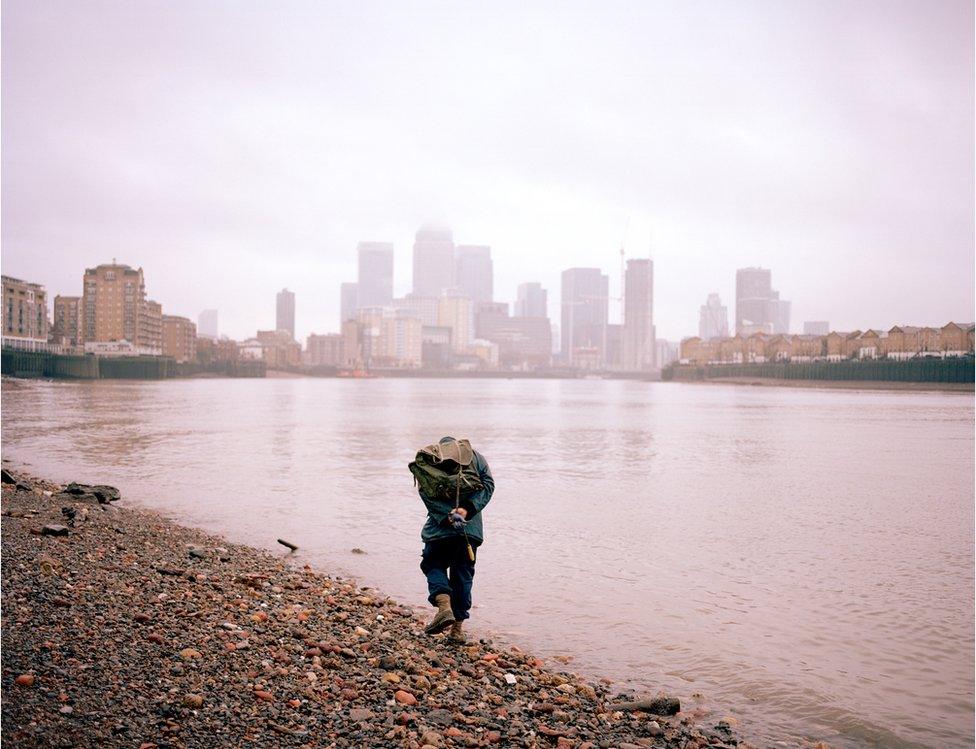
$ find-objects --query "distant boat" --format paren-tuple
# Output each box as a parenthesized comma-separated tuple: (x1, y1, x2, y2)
(337, 369, 376, 378)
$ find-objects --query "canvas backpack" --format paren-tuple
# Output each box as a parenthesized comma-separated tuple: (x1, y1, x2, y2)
(408, 438, 484, 504)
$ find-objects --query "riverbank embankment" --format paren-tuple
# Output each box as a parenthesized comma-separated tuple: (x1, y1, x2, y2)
(1, 470, 748, 749)
(689, 377, 974, 392)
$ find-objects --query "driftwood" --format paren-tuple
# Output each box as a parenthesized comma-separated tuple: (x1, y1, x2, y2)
(607, 696, 681, 715)
(277, 538, 299, 552)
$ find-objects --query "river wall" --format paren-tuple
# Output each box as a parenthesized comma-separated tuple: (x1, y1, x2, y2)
(1, 350, 266, 380)
(664, 358, 975, 384)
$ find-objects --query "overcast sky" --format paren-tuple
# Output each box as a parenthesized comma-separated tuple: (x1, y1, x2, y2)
(2, 0, 973, 342)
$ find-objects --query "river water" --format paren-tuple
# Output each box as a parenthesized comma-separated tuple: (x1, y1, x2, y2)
(1, 376, 972, 747)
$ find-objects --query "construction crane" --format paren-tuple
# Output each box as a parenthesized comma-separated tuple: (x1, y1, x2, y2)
(618, 217, 630, 325)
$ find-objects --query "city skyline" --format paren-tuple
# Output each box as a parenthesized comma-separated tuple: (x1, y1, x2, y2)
(2, 2, 971, 343)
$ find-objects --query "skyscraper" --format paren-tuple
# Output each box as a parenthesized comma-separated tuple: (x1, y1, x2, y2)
(560, 268, 609, 367)
(515, 282, 548, 318)
(735, 267, 790, 335)
(455, 245, 493, 304)
(622, 259, 655, 371)
(198, 309, 218, 339)
(357, 242, 394, 308)
(276, 288, 295, 339)
(698, 293, 729, 340)
(770, 296, 791, 335)
(412, 226, 455, 297)
(340, 282, 359, 323)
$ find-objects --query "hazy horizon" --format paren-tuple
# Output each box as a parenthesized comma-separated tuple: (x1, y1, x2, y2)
(2, 0, 973, 343)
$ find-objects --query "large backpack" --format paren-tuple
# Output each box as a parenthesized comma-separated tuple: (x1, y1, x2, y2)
(409, 438, 484, 504)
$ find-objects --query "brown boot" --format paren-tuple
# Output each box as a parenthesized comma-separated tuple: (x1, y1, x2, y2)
(424, 594, 455, 635)
(447, 620, 466, 644)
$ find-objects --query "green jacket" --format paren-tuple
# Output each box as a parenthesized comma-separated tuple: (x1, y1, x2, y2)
(419, 450, 494, 545)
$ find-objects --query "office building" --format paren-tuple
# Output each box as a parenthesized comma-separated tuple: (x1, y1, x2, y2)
(515, 282, 548, 318)
(393, 294, 439, 326)
(656, 339, 679, 369)
(561, 267, 609, 367)
(305, 333, 344, 367)
(699, 293, 729, 341)
(340, 282, 359, 323)
(438, 291, 472, 353)
(276, 288, 295, 339)
(357, 242, 394, 308)
(53, 295, 83, 347)
(477, 313, 552, 368)
(198, 309, 218, 339)
(735, 267, 790, 335)
(455, 245, 493, 304)
(2, 275, 49, 350)
(162, 315, 197, 362)
(804, 321, 830, 336)
(412, 226, 455, 297)
(622, 258, 655, 371)
(474, 302, 509, 339)
(257, 329, 301, 368)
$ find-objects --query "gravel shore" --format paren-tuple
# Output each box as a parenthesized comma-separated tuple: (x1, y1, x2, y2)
(1, 471, 748, 749)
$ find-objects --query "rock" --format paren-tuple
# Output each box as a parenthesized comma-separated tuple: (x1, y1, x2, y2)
(647, 720, 663, 737)
(351, 548, 366, 554)
(427, 708, 453, 726)
(62, 482, 120, 503)
(134, 613, 152, 623)
(146, 634, 166, 645)
(254, 690, 274, 702)
(340, 688, 359, 701)
(349, 707, 374, 721)
(14, 674, 35, 687)
(179, 648, 202, 660)
(187, 546, 206, 559)
(59, 705, 74, 714)
(214, 547, 231, 561)
(420, 730, 443, 747)
(41, 524, 69, 536)
(379, 654, 398, 670)
(182, 694, 204, 708)
(394, 690, 417, 706)
(504, 673, 517, 685)
(608, 695, 680, 715)
(382, 672, 401, 684)
(1, 468, 15, 483)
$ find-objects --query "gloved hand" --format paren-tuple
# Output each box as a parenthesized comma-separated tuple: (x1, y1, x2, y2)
(449, 511, 467, 530)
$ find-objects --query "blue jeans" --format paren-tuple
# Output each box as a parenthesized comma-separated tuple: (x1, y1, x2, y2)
(420, 537, 478, 621)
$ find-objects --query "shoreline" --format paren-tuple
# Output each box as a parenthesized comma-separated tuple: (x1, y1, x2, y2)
(1, 469, 750, 749)
(681, 376, 974, 392)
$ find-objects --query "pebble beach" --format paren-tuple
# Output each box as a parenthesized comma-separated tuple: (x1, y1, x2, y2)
(0, 469, 748, 749)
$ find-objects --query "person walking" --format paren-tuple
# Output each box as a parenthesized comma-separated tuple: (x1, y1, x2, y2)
(409, 436, 494, 643)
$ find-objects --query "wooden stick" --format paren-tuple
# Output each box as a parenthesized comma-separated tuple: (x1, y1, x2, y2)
(277, 538, 299, 552)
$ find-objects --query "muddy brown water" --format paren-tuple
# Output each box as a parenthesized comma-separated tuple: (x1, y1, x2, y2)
(2, 377, 972, 748)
